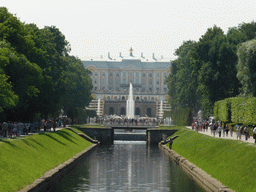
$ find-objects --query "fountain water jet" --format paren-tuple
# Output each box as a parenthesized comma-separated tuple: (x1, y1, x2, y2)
(126, 83, 135, 118)
(97, 99, 101, 116)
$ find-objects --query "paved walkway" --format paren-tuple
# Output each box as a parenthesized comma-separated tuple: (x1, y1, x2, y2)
(0, 127, 66, 140)
(186, 126, 256, 144)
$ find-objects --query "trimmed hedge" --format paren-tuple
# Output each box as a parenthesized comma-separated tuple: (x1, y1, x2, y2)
(163, 108, 193, 126)
(214, 97, 256, 125)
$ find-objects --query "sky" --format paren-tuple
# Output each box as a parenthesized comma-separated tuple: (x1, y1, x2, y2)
(2, 0, 256, 60)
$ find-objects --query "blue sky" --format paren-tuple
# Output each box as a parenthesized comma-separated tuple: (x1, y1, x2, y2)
(2, 0, 256, 60)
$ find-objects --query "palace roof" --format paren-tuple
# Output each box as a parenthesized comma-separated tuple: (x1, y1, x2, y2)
(82, 56, 171, 70)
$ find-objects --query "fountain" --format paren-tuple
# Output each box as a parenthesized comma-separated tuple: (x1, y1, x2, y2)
(126, 83, 135, 118)
(97, 99, 101, 116)
(159, 100, 164, 119)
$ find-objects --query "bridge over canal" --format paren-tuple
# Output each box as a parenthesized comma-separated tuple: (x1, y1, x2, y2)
(77, 125, 177, 144)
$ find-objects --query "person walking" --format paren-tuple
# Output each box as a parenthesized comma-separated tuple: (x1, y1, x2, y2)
(244, 126, 249, 140)
(218, 124, 223, 137)
(253, 126, 256, 143)
(230, 125, 234, 137)
(236, 125, 241, 140)
(225, 124, 229, 137)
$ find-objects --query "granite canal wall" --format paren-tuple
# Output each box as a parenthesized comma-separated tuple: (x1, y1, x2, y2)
(19, 128, 99, 192)
(159, 144, 234, 192)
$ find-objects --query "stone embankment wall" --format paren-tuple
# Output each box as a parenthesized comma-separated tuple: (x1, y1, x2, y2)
(19, 129, 99, 192)
(159, 144, 234, 192)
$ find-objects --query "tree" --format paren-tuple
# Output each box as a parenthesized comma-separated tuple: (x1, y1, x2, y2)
(237, 39, 256, 97)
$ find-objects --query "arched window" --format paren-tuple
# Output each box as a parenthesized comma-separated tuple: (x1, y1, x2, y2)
(122, 96, 125, 101)
(142, 78, 146, 85)
(123, 78, 126, 84)
(109, 107, 114, 115)
(149, 73, 152, 77)
(135, 108, 140, 115)
(121, 107, 126, 115)
(136, 96, 139, 100)
(147, 108, 152, 117)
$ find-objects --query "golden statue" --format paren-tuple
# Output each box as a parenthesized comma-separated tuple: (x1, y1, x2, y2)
(129, 47, 133, 56)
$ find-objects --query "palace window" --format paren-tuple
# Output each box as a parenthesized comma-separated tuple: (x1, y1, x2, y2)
(147, 108, 152, 117)
(149, 73, 152, 78)
(121, 107, 126, 115)
(102, 72, 105, 76)
(143, 73, 146, 77)
(109, 107, 114, 115)
(136, 72, 139, 77)
(95, 72, 98, 76)
(156, 79, 160, 85)
(135, 108, 140, 115)
(123, 72, 126, 77)
(110, 72, 113, 76)
(116, 72, 119, 77)
(142, 78, 146, 85)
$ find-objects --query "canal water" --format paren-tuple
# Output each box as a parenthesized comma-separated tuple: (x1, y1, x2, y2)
(56, 141, 205, 192)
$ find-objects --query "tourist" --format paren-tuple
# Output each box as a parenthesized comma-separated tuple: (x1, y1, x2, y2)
(230, 125, 234, 137)
(225, 124, 229, 137)
(236, 125, 241, 140)
(2, 122, 8, 137)
(218, 124, 223, 137)
(253, 126, 256, 143)
(244, 126, 249, 140)
(163, 133, 167, 142)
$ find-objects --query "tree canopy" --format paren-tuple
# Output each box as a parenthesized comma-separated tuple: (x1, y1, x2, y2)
(0, 7, 93, 121)
(167, 22, 256, 117)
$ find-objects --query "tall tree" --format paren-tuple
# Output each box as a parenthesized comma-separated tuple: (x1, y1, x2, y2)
(237, 39, 256, 97)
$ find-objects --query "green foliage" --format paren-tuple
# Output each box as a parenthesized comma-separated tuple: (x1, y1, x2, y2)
(214, 97, 256, 125)
(164, 108, 192, 126)
(214, 99, 230, 122)
(166, 22, 256, 118)
(169, 126, 256, 192)
(0, 129, 93, 192)
(0, 7, 93, 121)
(237, 39, 256, 97)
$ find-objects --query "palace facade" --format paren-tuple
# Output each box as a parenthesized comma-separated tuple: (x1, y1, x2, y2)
(83, 51, 171, 118)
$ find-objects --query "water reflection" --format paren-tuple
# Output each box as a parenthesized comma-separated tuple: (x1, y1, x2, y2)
(57, 141, 205, 192)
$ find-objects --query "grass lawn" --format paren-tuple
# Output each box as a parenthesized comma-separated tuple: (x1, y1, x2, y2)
(168, 126, 256, 192)
(0, 129, 93, 192)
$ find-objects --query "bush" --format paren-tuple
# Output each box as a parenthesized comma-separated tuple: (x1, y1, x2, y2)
(214, 97, 256, 125)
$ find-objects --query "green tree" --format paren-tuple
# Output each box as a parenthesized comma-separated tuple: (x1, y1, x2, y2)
(237, 39, 256, 97)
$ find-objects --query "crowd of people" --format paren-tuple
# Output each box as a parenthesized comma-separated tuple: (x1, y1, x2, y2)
(0, 118, 73, 138)
(192, 118, 256, 143)
(98, 116, 162, 126)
